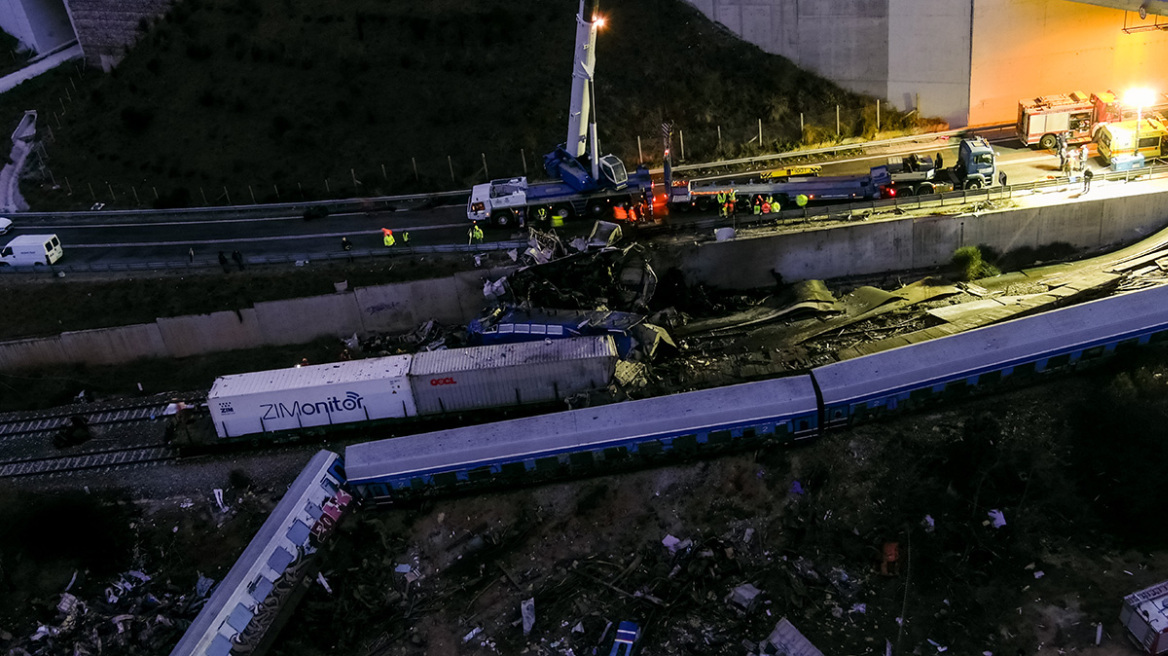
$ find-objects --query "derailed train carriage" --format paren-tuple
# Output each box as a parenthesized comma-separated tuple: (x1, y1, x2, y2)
(342, 284, 1168, 503)
(169, 336, 618, 445)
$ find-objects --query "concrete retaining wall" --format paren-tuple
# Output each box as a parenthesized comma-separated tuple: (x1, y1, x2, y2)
(663, 186, 1168, 289)
(0, 274, 497, 372)
(58, 323, 168, 365)
(157, 310, 265, 358)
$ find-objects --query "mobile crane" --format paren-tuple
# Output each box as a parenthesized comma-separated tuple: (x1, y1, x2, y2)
(467, 0, 653, 227)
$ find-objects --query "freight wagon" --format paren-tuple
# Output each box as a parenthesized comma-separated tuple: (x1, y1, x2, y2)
(172, 336, 618, 444)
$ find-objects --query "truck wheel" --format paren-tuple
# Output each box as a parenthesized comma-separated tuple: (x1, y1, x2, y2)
(1039, 134, 1057, 150)
(553, 204, 574, 221)
(586, 200, 607, 218)
(695, 197, 712, 212)
(916, 183, 934, 196)
(491, 210, 512, 227)
(964, 179, 983, 190)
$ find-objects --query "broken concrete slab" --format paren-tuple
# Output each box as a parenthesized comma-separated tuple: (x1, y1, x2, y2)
(765, 618, 824, 656)
(725, 583, 762, 612)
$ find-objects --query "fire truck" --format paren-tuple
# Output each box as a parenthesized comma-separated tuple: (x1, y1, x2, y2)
(1016, 91, 1122, 150)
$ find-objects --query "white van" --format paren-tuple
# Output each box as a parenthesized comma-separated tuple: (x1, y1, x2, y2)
(0, 234, 63, 266)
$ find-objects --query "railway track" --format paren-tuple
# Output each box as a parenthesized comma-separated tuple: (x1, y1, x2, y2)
(0, 397, 199, 440)
(0, 444, 180, 479)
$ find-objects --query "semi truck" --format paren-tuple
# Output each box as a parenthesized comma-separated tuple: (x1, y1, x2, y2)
(668, 137, 997, 211)
(881, 137, 997, 194)
(467, 0, 653, 227)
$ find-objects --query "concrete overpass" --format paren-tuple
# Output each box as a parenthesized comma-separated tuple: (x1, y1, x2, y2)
(684, 0, 1168, 128)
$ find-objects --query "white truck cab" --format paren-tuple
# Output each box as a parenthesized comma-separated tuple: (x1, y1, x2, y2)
(0, 234, 63, 266)
(468, 177, 528, 225)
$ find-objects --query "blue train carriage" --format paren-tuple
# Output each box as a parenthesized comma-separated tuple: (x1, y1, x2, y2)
(812, 285, 1168, 428)
(168, 450, 350, 656)
(344, 375, 820, 504)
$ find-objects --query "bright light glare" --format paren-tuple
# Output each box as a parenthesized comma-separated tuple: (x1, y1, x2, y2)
(1125, 87, 1156, 108)
(594, 16, 606, 28)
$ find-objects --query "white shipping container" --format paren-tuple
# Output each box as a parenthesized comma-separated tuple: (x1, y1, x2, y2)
(208, 356, 416, 438)
(409, 336, 617, 415)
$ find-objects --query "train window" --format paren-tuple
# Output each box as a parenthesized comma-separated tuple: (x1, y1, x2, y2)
(672, 434, 698, 452)
(1044, 353, 1071, 370)
(569, 451, 595, 470)
(1080, 345, 1105, 360)
(708, 430, 732, 445)
(409, 478, 425, 490)
(433, 472, 458, 488)
(319, 477, 339, 495)
(1150, 330, 1168, 343)
(603, 446, 629, 461)
(468, 466, 492, 482)
(1011, 362, 1036, 377)
(501, 462, 526, 478)
(535, 456, 561, 472)
(639, 440, 664, 458)
(979, 370, 1002, 385)
(1115, 337, 1141, 353)
(742, 427, 758, 439)
(796, 420, 808, 432)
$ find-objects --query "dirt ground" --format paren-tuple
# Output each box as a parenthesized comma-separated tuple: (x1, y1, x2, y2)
(270, 353, 1168, 656)
(3, 349, 1168, 655)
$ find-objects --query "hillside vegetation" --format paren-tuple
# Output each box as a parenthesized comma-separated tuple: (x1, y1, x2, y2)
(0, 0, 926, 210)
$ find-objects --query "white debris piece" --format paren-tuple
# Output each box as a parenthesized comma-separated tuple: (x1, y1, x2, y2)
(987, 509, 1006, 528)
(316, 572, 333, 594)
(714, 227, 736, 241)
(521, 598, 535, 636)
(463, 627, 482, 643)
(927, 638, 948, 652)
(922, 515, 935, 533)
(765, 618, 823, 656)
(213, 488, 229, 513)
(662, 534, 681, 552)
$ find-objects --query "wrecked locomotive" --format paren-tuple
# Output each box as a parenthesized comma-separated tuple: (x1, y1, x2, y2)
(340, 284, 1168, 502)
(168, 336, 618, 445)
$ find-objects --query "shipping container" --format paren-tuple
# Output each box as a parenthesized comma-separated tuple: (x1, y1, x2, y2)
(208, 356, 416, 438)
(1122, 580, 1168, 654)
(409, 335, 617, 415)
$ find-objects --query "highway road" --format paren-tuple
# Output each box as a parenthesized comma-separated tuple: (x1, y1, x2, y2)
(0, 133, 1104, 268)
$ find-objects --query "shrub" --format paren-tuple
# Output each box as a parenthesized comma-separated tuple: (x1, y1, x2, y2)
(951, 246, 999, 281)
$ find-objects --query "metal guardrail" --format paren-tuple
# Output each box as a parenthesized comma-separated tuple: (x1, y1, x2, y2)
(650, 123, 1015, 175)
(10, 126, 1015, 225)
(668, 160, 1168, 233)
(0, 239, 528, 275)
(4, 162, 1164, 273)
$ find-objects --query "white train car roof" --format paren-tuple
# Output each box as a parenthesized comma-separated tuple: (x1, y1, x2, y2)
(813, 285, 1168, 406)
(208, 355, 412, 399)
(410, 335, 616, 374)
(168, 450, 343, 656)
(345, 375, 817, 482)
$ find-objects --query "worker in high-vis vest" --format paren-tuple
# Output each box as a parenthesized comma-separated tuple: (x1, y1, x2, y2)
(771, 198, 781, 213)
(716, 191, 727, 218)
(727, 189, 738, 217)
(795, 194, 809, 208)
(469, 222, 484, 245)
(752, 197, 762, 215)
(613, 204, 628, 220)
(551, 210, 565, 227)
(381, 228, 395, 247)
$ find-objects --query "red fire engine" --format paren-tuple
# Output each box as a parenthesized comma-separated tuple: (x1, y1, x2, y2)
(1016, 91, 1122, 150)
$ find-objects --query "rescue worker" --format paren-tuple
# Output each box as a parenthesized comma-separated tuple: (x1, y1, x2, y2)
(218, 251, 230, 273)
(728, 189, 738, 217)
(761, 197, 771, 214)
(533, 206, 548, 224)
(468, 222, 484, 245)
(752, 197, 762, 215)
(628, 203, 639, 223)
(341, 236, 352, 251)
(401, 231, 410, 246)
(382, 228, 395, 248)
(795, 194, 809, 209)
(551, 210, 565, 227)
(771, 197, 781, 214)
(613, 203, 628, 220)
(716, 191, 727, 218)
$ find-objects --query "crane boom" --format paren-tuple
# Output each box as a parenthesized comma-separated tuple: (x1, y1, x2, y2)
(567, 0, 600, 179)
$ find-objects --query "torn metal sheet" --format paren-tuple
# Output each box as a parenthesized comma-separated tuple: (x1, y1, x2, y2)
(765, 618, 824, 656)
(676, 280, 840, 337)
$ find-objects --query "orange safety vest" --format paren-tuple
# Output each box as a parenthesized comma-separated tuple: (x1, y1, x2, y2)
(613, 205, 628, 220)
(761, 202, 770, 214)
